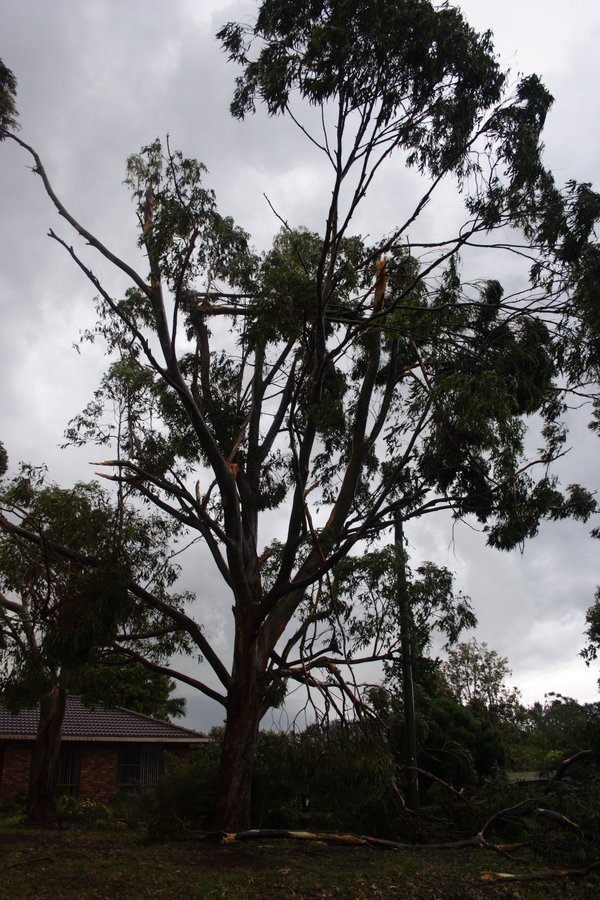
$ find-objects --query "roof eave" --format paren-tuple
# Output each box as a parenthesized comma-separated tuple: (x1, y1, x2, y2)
(0, 734, 212, 744)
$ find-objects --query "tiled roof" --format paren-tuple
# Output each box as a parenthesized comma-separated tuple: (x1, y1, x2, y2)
(0, 695, 209, 743)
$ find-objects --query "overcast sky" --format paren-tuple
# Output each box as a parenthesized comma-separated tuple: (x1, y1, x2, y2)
(1, 1, 599, 730)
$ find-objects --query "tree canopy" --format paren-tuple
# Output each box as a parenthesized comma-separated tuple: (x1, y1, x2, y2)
(74, 661, 186, 721)
(442, 638, 523, 725)
(0, 467, 191, 707)
(0, 58, 18, 138)
(581, 529, 600, 688)
(0, 460, 191, 820)
(1, 1, 599, 829)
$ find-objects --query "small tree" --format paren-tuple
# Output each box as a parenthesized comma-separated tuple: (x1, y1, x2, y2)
(2, 0, 600, 829)
(331, 543, 475, 807)
(0, 464, 190, 821)
(442, 638, 523, 726)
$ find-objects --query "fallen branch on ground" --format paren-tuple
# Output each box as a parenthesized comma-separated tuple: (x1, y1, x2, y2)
(215, 800, 544, 852)
(206, 798, 582, 856)
(481, 861, 600, 883)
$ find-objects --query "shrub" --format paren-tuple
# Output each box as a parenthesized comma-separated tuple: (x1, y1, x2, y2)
(56, 795, 115, 827)
(149, 741, 221, 828)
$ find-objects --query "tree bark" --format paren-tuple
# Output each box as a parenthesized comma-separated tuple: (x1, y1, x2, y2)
(215, 629, 263, 832)
(27, 683, 67, 823)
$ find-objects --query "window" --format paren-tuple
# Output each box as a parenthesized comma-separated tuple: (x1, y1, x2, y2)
(117, 744, 163, 795)
(56, 743, 81, 797)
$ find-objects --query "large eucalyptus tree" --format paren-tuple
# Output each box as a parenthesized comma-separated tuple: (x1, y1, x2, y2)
(1, 1, 599, 829)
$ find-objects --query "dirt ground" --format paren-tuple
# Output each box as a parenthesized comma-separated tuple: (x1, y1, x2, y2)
(0, 826, 598, 899)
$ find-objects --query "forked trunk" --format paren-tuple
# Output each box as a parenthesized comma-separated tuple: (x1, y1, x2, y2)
(215, 638, 263, 832)
(27, 683, 67, 823)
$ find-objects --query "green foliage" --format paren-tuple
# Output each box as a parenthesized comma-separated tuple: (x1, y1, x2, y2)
(581, 592, 600, 678)
(53, 793, 147, 829)
(151, 730, 303, 832)
(296, 722, 402, 836)
(151, 725, 404, 837)
(219, 0, 505, 176)
(75, 661, 185, 720)
(374, 667, 506, 791)
(250, 730, 304, 828)
(0, 59, 18, 137)
(251, 227, 363, 347)
(55, 795, 116, 828)
(520, 694, 600, 771)
(536, 776, 600, 866)
(442, 639, 524, 726)
(0, 468, 191, 711)
(4, 0, 600, 833)
(581, 529, 600, 689)
(125, 138, 255, 293)
(0, 477, 129, 699)
(418, 693, 505, 786)
(324, 544, 475, 667)
(0, 788, 27, 818)
(149, 735, 221, 829)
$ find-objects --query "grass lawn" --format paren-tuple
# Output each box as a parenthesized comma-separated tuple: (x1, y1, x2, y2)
(0, 824, 598, 899)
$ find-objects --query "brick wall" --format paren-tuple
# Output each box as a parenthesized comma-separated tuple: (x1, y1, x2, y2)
(79, 744, 118, 802)
(0, 740, 203, 804)
(0, 740, 119, 803)
(0, 741, 32, 800)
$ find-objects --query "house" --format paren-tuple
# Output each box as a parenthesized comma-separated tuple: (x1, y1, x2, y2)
(0, 695, 210, 803)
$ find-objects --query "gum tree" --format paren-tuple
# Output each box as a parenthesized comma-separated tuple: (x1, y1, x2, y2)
(1, 0, 599, 829)
(442, 638, 523, 725)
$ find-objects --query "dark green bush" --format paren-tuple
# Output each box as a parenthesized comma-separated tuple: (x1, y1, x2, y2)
(294, 722, 406, 838)
(148, 724, 406, 837)
(149, 740, 221, 828)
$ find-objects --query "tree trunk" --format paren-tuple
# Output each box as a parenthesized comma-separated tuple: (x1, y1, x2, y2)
(215, 632, 263, 832)
(395, 518, 419, 812)
(27, 683, 67, 823)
